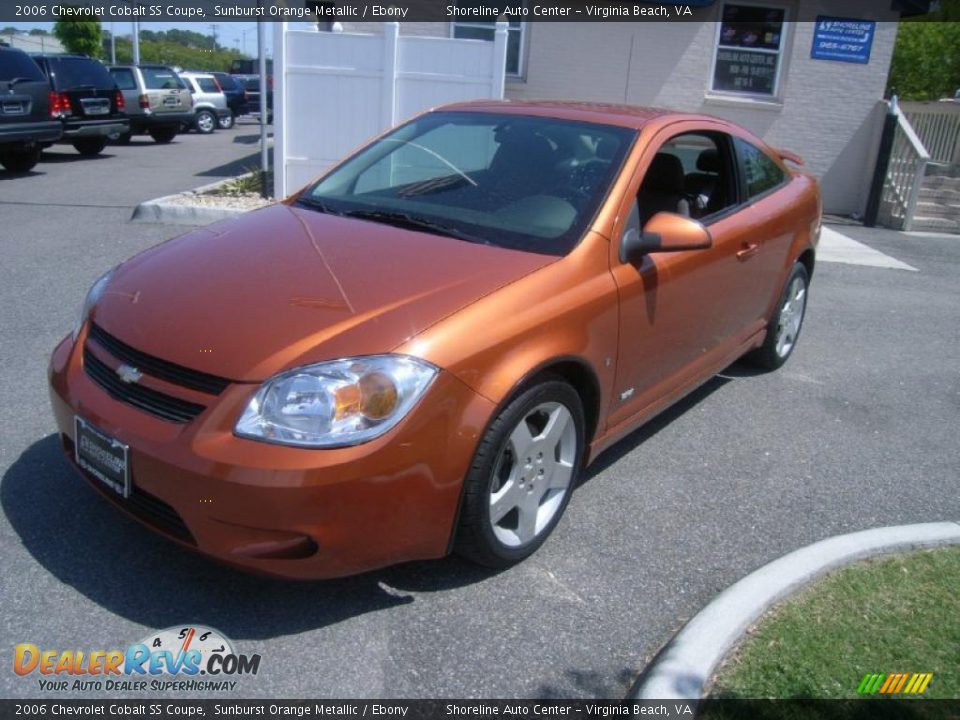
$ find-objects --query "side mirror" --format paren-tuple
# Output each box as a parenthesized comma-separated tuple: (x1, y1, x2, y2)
(620, 212, 712, 264)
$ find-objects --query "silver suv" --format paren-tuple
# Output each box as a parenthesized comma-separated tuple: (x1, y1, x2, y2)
(179, 72, 231, 134)
(108, 64, 193, 144)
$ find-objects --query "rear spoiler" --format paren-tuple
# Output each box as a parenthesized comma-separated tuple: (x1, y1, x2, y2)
(773, 147, 805, 166)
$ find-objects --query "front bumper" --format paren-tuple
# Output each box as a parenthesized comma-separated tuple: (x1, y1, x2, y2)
(48, 330, 495, 579)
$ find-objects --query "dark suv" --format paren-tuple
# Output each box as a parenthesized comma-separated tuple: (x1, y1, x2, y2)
(211, 71, 248, 126)
(0, 46, 62, 172)
(31, 54, 129, 156)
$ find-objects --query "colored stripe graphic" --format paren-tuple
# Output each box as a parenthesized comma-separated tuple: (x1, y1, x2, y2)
(858, 672, 933, 694)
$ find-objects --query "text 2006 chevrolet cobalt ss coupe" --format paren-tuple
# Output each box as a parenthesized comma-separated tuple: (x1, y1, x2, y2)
(49, 101, 820, 578)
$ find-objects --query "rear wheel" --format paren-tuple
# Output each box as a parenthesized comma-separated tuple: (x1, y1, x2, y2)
(218, 111, 235, 130)
(455, 379, 584, 568)
(0, 147, 40, 172)
(746, 262, 809, 370)
(73, 138, 107, 156)
(149, 127, 177, 144)
(195, 109, 216, 134)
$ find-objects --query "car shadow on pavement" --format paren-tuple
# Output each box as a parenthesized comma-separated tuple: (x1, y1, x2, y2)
(2, 434, 499, 640)
(195, 151, 264, 179)
(0, 170, 43, 180)
(582, 370, 736, 485)
(39, 151, 115, 164)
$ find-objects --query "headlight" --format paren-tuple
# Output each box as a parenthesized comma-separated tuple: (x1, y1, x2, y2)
(73, 268, 115, 340)
(235, 355, 438, 448)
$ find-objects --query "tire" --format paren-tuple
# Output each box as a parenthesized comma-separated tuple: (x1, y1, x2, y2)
(0, 147, 40, 173)
(72, 138, 107, 156)
(454, 379, 585, 568)
(195, 109, 216, 134)
(149, 127, 177, 144)
(746, 262, 809, 370)
(218, 111, 235, 130)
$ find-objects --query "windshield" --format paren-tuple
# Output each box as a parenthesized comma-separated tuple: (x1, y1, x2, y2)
(302, 111, 636, 256)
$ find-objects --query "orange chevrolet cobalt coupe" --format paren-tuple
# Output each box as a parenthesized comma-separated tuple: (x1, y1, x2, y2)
(49, 101, 820, 578)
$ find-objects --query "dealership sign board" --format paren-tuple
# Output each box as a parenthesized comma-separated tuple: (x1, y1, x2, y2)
(811, 17, 876, 64)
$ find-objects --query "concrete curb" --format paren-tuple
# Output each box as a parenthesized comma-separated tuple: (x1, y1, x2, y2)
(131, 175, 264, 226)
(630, 521, 960, 701)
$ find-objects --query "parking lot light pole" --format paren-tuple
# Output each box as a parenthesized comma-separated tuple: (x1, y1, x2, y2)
(132, 21, 140, 65)
(258, 20, 269, 199)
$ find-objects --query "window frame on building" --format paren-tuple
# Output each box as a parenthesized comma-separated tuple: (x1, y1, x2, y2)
(449, 10, 527, 79)
(708, 1, 791, 101)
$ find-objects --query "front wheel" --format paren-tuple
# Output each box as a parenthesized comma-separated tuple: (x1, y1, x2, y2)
(747, 262, 809, 370)
(0, 147, 40, 172)
(218, 111, 235, 130)
(73, 138, 107, 156)
(455, 379, 584, 568)
(195, 109, 216, 134)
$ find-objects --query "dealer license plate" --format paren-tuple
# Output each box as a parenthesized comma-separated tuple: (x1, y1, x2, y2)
(74, 416, 130, 498)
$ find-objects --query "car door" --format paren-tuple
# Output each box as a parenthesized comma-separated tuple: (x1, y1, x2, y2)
(730, 136, 797, 323)
(605, 122, 766, 431)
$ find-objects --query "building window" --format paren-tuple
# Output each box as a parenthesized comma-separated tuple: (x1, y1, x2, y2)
(451, 4, 526, 77)
(711, 3, 787, 98)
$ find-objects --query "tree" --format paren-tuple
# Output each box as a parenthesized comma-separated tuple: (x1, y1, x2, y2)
(887, 2, 960, 100)
(53, 13, 102, 58)
(29, 28, 49, 35)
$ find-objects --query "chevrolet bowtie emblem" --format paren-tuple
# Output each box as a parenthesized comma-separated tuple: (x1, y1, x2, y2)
(116, 364, 142, 384)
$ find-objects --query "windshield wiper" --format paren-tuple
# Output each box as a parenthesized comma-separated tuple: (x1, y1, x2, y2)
(343, 209, 483, 244)
(294, 196, 342, 215)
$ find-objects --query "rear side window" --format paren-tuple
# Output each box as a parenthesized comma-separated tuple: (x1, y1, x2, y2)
(196, 77, 220, 93)
(0, 49, 45, 82)
(109, 68, 137, 90)
(736, 138, 786, 198)
(142, 67, 184, 90)
(46, 57, 115, 90)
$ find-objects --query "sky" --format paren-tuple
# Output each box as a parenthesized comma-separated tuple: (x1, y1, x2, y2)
(2, 21, 269, 56)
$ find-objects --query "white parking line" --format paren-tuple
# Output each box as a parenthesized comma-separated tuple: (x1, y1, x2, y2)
(818, 226, 917, 271)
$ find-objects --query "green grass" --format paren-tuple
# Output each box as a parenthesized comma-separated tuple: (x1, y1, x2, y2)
(709, 547, 960, 700)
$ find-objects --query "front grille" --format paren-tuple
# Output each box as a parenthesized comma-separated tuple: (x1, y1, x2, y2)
(88, 323, 230, 395)
(84, 348, 206, 423)
(63, 434, 196, 546)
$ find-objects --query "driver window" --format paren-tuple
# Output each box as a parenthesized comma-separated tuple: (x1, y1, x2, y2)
(638, 133, 735, 226)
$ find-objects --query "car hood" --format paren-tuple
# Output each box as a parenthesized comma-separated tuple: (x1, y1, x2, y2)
(91, 204, 555, 383)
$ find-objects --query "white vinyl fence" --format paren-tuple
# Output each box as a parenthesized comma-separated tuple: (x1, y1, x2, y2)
(900, 100, 960, 166)
(273, 22, 508, 199)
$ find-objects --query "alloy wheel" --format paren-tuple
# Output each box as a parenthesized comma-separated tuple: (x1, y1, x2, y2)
(775, 275, 806, 358)
(488, 401, 577, 547)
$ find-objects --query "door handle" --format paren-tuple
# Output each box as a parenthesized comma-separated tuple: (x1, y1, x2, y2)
(736, 243, 759, 261)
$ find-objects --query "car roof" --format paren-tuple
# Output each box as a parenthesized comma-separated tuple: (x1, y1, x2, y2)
(437, 99, 707, 131)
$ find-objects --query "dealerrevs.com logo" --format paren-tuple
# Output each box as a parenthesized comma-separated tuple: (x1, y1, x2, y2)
(14, 625, 261, 693)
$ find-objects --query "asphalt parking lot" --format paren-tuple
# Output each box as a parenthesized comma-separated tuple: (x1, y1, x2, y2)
(1, 127, 958, 699)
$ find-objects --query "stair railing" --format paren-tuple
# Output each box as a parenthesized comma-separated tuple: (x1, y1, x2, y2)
(873, 96, 930, 231)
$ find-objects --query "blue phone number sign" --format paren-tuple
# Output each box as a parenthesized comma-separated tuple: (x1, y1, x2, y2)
(811, 17, 875, 64)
